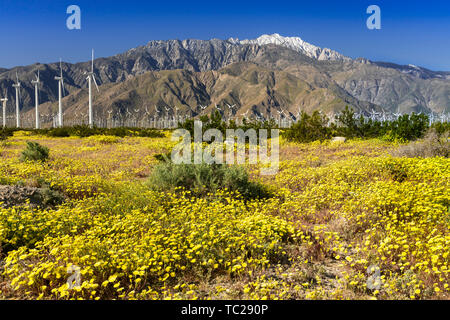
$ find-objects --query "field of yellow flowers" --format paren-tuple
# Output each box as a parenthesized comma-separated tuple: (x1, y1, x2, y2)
(0, 131, 448, 300)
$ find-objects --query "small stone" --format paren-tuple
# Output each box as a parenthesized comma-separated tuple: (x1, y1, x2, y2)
(331, 137, 347, 143)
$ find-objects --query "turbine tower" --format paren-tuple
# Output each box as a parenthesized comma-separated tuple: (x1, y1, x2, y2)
(12, 72, 21, 128)
(0, 89, 7, 128)
(85, 49, 99, 128)
(54, 59, 66, 127)
(31, 70, 42, 129)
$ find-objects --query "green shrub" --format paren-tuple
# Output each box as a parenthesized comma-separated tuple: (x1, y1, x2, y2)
(40, 186, 65, 207)
(46, 127, 71, 137)
(335, 106, 430, 141)
(178, 111, 226, 139)
(33, 126, 165, 138)
(385, 113, 429, 142)
(20, 142, 49, 162)
(86, 135, 120, 144)
(335, 106, 365, 138)
(283, 111, 332, 143)
(153, 152, 172, 162)
(148, 160, 271, 200)
(178, 111, 278, 141)
(0, 128, 15, 141)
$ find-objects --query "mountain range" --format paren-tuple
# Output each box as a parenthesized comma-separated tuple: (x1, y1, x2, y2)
(0, 33, 449, 123)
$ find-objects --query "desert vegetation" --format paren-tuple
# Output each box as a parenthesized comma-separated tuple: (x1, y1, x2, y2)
(0, 124, 448, 300)
(283, 107, 430, 143)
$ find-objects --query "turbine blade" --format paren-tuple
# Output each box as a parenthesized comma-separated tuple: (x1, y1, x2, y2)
(93, 75, 100, 92)
(61, 79, 66, 96)
(91, 49, 94, 73)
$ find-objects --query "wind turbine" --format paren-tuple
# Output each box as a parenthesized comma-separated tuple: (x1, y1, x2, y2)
(54, 59, 66, 127)
(32, 70, 42, 129)
(429, 112, 435, 126)
(369, 109, 380, 122)
(133, 108, 140, 124)
(381, 110, 387, 123)
(164, 106, 171, 117)
(84, 49, 100, 128)
(198, 105, 207, 115)
(0, 89, 7, 128)
(12, 72, 21, 128)
(144, 106, 151, 117)
(125, 108, 132, 123)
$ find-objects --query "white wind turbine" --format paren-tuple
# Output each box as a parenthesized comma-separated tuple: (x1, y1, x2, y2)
(164, 106, 170, 117)
(144, 106, 150, 116)
(369, 109, 379, 122)
(429, 112, 435, 126)
(226, 103, 236, 118)
(134, 108, 140, 124)
(393, 112, 402, 120)
(12, 72, 21, 128)
(198, 105, 207, 115)
(381, 110, 387, 122)
(0, 89, 7, 128)
(54, 59, 66, 127)
(439, 111, 446, 123)
(32, 70, 42, 129)
(84, 49, 100, 128)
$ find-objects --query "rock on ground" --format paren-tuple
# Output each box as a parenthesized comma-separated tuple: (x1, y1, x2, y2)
(0, 185, 63, 209)
(331, 137, 347, 143)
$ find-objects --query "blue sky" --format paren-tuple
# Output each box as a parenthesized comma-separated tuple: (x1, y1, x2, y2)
(0, 0, 449, 70)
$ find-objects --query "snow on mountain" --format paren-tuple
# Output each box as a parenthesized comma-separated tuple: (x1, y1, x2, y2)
(229, 33, 352, 62)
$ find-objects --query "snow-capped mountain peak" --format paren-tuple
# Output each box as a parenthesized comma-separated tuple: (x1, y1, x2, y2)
(229, 33, 351, 62)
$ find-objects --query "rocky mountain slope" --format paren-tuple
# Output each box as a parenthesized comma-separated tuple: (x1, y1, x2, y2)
(31, 62, 379, 123)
